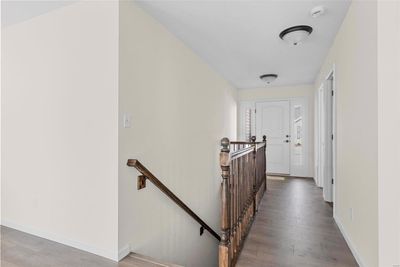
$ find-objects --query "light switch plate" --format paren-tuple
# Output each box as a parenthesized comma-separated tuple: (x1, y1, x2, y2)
(123, 113, 133, 128)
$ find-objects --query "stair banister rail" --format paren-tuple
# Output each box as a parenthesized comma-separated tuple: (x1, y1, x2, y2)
(219, 135, 267, 267)
(127, 159, 221, 241)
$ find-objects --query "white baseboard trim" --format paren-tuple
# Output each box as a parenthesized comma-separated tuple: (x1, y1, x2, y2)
(1, 220, 119, 262)
(118, 244, 131, 261)
(334, 216, 365, 267)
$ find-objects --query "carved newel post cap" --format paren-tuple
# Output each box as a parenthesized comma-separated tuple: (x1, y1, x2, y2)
(251, 136, 256, 143)
(263, 135, 267, 142)
(221, 137, 230, 152)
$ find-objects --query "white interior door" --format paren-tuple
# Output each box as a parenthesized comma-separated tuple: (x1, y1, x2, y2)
(256, 101, 290, 174)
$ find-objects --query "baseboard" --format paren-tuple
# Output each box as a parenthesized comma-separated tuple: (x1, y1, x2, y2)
(334, 216, 365, 267)
(1, 220, 119, 261)
(118, 244, 131, 261)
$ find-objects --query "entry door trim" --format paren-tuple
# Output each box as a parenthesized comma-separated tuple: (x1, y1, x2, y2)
(239, 97, 311, 178)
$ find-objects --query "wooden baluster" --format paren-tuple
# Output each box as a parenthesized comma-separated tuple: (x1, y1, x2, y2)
(220, 138, 231, 267)
(229, 158, 233, 263)
(252, 137, 258, 215)
(263, 135, 267, 191)
(234, 157, 238, 257)
(233, 157, 237, 257)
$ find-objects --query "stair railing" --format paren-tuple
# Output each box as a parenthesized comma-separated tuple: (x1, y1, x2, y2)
(127, 159, 221, 241)
(219, 136, 267, 267)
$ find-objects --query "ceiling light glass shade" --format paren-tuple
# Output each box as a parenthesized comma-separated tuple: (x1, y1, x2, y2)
(279, 25, 313, 45)
(260, 74, 278, 84)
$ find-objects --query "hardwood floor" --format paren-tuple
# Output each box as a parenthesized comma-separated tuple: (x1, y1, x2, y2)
(0, 226, 176, 267)
(1, 178, 357, 267)
(236, 177, 358, 267)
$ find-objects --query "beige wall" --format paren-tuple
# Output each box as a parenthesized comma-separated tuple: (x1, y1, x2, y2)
(237, 84, 314, 177)
(118, 2, 237, 266)
(1, 2, 119, 260)
(377, 1, 400, 266)
(314, 2, 378, 266)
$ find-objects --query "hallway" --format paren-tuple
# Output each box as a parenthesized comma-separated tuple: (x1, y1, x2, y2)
(236, 177, 358, 267)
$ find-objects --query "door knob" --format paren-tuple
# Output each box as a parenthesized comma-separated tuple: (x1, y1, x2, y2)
(286, 135, 290, 138)
(285, 140, 290, 143)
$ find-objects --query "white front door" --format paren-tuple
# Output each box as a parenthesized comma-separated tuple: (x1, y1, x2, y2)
(256, 101, 290, 174)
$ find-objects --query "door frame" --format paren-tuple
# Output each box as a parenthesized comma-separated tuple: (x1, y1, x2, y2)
(238, 97, 311, 177)
(316, 85, 325, 188)
(316, 65, 337, 213)
(327, 66, 337, 214)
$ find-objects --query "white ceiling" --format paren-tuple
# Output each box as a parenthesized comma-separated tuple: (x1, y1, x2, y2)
(136, 0, 351, 89)
(2, 0, 350, 89)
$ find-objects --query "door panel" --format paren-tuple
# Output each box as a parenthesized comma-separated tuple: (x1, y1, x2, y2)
(256, 101, 290, 174)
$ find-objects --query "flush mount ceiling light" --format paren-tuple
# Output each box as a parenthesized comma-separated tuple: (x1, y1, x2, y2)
(260, 74, 278, 84)
(279, 25, 313, 46)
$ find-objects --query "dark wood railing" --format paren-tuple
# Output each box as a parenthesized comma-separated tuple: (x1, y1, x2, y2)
(127, 159, 221, 241)
(127, 136, 267, 266)
(219, 136, 267, 267)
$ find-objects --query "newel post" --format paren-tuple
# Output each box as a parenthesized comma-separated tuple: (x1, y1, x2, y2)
(219, 137, 231, 267)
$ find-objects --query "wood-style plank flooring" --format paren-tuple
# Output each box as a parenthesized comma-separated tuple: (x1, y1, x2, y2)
(1, 177, 357, 267)
(236, 177, 358, 267)
(0, 226, 175, 267)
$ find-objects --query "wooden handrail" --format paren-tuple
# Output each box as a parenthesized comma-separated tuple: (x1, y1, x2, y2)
(230, 136, 266, 153)
(230, 135, 266, 145)
(230, 141, 266, 159)
(231, 146, 254, 160)
(127, 159, 221, 242)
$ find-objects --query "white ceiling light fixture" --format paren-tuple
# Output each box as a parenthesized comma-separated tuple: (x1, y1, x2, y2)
(279, 25, 313, 46)
(260, 74, 278, 84)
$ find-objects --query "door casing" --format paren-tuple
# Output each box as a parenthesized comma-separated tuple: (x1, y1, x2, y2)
(315, 65, 336, 208)
(239, 97, 310, 177)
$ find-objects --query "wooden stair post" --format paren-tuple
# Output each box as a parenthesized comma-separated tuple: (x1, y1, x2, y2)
(219, 137, 231, 267)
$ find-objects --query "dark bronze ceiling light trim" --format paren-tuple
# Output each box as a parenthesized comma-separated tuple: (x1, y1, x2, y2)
(260, 74, 278, 84)
(279, 25, 313, 39)
(279, 25, 313, 45)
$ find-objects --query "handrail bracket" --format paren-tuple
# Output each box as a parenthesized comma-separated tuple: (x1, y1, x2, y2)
(127, 159, 221, 241)
(137, 175, 147, 190)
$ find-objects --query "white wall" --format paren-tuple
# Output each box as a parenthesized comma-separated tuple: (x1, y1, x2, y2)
(118, 2, 237, 267)
(238, 84, 315, 101)
(237, 84, 314, 177)
(377, 1, 400, 266)
(0, 0, 2, 224)
(2, 1, 119, 260)
(314, 2, 378, 266)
